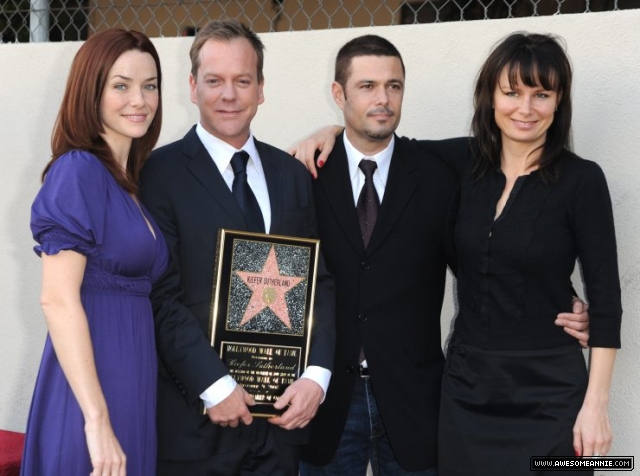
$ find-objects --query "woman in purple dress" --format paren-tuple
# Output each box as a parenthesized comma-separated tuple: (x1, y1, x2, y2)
(21, 29, 168, 476)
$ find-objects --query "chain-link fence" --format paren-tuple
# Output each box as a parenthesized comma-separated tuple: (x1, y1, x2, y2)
(1, 0, 637, 43)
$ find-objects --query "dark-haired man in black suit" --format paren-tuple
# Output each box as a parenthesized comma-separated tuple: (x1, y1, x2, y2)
(140, 20, 335, 476)
(295, 34, 455, 476)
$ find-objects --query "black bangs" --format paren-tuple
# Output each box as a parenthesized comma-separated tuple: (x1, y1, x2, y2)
(472, 32, 573, 182)
(505, 57, 560, 92)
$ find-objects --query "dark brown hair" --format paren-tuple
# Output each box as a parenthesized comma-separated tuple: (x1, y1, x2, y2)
(189, 20, 265, 82)
(335, 34, 405, 90)
(45, 28, 163, 193)
(472, 32, 572, 181)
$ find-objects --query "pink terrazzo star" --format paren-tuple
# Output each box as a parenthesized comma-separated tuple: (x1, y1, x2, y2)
(235, 246, 305, 328)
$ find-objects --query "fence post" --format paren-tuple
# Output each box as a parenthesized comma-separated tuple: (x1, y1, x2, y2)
(29, 0, 50, 42)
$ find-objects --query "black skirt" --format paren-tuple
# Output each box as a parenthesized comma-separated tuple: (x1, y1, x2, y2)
(438, 339, 591, 476)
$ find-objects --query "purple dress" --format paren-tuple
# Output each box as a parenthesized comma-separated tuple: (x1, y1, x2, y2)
(21, 151, 168, 476)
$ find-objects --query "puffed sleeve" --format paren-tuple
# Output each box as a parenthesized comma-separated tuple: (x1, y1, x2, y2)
(31, 150, 109, 257)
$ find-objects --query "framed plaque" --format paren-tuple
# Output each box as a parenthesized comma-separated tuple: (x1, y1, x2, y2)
(208, 229, 320, 417)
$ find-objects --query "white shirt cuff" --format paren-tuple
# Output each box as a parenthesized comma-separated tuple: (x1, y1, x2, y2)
(200, 367, 331, 409)
(301, 366, 331, 401)
(199, 375, 236, 409)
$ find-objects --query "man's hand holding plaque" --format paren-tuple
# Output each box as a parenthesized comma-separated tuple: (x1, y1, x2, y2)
(206, 385, 255, 428)
(269, 378, 324, 430)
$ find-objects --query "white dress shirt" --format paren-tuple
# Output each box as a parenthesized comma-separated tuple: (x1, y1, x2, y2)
(343, 132, 394, 206)
(196, 123, 272, 232)
(195, 123, 331, 408)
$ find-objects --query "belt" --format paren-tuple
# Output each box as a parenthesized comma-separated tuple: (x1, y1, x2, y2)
(359, 365, 370, 378)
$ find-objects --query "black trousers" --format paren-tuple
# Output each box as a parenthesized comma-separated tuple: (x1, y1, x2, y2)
(157, 418, 300, 476)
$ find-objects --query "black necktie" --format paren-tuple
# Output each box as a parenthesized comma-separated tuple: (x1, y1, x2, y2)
(357, 159, 379, 248)
(230, 151, 265, 233)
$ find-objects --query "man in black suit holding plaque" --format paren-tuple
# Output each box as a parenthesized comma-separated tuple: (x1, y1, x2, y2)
(139, 20, 335, 476)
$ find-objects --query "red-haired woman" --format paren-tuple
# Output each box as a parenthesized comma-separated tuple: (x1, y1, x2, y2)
(21, 29, 168, 476)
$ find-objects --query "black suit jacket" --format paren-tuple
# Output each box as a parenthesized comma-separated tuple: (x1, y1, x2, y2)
(139, 126, 335, 460)
(300, 134, 458, 471)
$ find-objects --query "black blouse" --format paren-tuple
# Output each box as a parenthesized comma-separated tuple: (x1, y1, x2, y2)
(420, 137, 622, 350)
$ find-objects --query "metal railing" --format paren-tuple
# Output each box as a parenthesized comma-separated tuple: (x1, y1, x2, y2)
(1, 0, 637, 43)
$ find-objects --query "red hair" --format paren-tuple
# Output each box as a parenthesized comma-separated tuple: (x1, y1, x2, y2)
(45, 28, 163, 193)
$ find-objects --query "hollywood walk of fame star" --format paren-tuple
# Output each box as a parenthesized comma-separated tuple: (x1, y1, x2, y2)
(235, 245, 305, 328)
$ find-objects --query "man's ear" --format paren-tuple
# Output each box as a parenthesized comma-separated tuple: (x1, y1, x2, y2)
(332, 81, 346, 111)
(189, 73, 197, 105)
(257, 78, 265, 105)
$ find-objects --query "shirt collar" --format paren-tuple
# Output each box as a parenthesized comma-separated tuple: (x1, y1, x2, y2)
(195, 122, 263, 176)
(342, 131, 394, 185)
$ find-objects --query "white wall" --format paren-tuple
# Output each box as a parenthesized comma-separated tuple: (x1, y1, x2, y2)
(1, 10, 638, 473)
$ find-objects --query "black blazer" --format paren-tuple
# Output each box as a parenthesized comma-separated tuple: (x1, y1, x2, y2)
(139, 126, 335, 460)
(300, 134, 458, 471)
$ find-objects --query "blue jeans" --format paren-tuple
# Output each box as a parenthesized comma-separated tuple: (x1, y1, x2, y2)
(301, 376, 437, 476)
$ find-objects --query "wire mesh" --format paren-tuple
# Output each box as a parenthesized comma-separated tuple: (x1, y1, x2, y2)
(1, 0, 637, 43)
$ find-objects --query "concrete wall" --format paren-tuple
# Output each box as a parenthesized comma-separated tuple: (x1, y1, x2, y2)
(1, 10, 638, 472)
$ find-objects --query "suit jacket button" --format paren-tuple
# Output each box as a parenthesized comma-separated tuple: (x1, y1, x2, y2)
(346, 365, 355, 373)
(361, 261, 371, 270)
(358, 313, 367, 322)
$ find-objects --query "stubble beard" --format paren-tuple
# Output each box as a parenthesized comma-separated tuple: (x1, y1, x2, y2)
(364, 124, 395, 142)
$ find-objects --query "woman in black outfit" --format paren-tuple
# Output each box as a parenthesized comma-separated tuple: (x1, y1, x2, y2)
(437, 33, 621, 475)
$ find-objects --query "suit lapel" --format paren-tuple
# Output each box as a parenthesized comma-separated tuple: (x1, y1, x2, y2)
(318, 135, 365, 254)
(255, 139, 282, 233)
(182, 127, 248, 230)
(366, 136, 418, 254)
